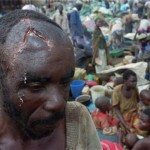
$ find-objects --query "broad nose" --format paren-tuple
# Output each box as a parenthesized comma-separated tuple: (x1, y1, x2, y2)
(43, 86, 65, 112)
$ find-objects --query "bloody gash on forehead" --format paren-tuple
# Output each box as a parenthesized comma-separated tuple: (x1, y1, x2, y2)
(0, 9, 74, 76)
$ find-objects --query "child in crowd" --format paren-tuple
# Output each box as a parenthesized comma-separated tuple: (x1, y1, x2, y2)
(132, 108, 150, 149)
(138, 89, 150, 113)
(133, 89, 150, 136)
(115, 108, 150, 150)
(92, 96, 119, 135)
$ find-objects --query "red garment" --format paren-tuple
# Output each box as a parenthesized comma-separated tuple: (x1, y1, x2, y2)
(101, 140, 123, 150)
(92, 109, 118, 129)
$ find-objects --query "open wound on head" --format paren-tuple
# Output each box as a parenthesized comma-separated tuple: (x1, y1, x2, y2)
(18, 27, 54, 53)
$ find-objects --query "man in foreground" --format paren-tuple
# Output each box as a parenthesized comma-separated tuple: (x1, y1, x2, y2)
(0, 10, 100, 150)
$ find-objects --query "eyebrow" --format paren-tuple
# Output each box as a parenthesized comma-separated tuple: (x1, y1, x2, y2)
(19, 69, 74, 85)
(25, 73, 50, 83)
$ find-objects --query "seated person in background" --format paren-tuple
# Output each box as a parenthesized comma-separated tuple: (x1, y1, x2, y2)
(133, 89, 150, 136)
(138, 89, 150, 113)
(92, 96, 119, 135)
(132, 108, 150, 150)
(112, 70, 139, 134)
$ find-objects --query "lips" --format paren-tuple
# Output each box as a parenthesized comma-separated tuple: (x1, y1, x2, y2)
(28, 110, 65, 130)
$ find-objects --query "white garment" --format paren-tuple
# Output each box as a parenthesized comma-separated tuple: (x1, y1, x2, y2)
(138, 19, 150, 31)
(145, 1, 150, 9)
(95, 50, 107, 73)
(22, 4, 37, 11)
(52, 10, 70, 34)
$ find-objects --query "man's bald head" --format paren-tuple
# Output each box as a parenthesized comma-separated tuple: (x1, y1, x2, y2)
(0, 10, 73, 80)
(0, 10, 61, 44)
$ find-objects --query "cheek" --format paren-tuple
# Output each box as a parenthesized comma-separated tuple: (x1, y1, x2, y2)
(20, 86, 69, 112)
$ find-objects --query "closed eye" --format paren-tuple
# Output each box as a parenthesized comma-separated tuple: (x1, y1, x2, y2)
(59, 79, 71, 88)
(27, 82, 45, 93)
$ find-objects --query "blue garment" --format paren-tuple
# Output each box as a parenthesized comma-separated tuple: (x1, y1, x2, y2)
(120, 4, 129, 12)
(70, 9, 83, 37)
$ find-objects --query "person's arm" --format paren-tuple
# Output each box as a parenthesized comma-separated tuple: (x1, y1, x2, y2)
(112, 88, 130, 133)
(114, 105, 130, 133)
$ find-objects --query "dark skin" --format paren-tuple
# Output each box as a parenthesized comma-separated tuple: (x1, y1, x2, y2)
(114, 75, 138, 133)
(132, 112, 150, 150)
(140, 91, 150, 106)
(0, 19, 75, 150)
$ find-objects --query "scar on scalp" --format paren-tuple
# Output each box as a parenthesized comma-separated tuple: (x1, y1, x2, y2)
(18, 26, 54, 53)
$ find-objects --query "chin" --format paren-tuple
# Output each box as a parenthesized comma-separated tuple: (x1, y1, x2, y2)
(23, 119, 62, 140)
(32, 128, 55, 139)
(24, 124, 57, 140)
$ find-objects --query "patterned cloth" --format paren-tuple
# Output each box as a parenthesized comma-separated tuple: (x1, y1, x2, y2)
(101, 140, 123, 150)
(92, 109, 118, 129)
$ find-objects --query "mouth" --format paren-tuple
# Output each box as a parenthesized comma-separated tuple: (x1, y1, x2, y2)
(27, 110, 65, 131)
(25, 118, 63, 139)
(30, 121, 59, 134)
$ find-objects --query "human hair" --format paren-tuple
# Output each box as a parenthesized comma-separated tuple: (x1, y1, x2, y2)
(143, 108, 150, 120)
(123, 70, 136, 80)
(0, 10, 62, 81)
(74, 3, 82, 11)
(95, 96, 110, 111)
(140, 89, 150, 98)
(58, 4, 63, 15)
(125, 133, 139, 149)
